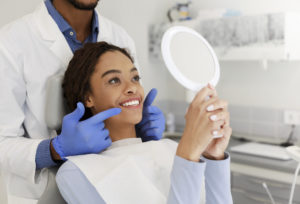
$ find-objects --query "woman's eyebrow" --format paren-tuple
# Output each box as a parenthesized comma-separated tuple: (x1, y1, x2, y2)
(131, 67, 137, 72)
(101, 69, 121, 78)
(101, 67, 137, 78)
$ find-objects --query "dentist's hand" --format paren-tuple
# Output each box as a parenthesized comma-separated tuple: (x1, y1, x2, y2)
(51, 102, 121, 160)
(136, 88, 165, 142)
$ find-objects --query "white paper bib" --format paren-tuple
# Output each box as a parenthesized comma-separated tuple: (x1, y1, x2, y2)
(68, 138, 205, 204)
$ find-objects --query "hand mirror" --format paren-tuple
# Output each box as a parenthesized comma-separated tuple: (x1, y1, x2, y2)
(161, 26, 222, 138)
(161, 26, 220, 92)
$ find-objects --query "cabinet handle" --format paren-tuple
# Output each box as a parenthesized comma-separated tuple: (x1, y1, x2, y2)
(249, 177, 288, 189)
(232, 188, 274, 203)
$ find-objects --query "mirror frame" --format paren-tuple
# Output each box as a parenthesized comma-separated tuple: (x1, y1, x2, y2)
(161, 26, 220, 91)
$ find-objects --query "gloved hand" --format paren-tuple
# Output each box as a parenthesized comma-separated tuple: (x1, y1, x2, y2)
(52, 102, 121, 160)
(136, 88, 165, 142)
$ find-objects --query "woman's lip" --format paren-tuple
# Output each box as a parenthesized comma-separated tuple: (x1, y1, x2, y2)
(120, 103, 142, 109)
(119, 97, 141, 106)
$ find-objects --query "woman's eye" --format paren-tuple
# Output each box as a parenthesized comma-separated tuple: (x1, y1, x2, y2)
(108, 77, 120, 84)
(133, 75, 141, 82)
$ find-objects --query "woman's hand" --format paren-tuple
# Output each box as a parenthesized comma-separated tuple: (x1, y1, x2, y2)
(203, 99, 232, 160)
(176, 85, 224, 162)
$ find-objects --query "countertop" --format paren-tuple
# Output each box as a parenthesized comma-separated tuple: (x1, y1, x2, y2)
(163, 132, 299, 174)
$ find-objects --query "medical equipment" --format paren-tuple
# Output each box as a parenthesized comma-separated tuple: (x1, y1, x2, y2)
(256, 145, 300, 204)
(286, 146, 300, 204)
(230, 142, 291, 160)
(262, 182, 276, 204)
(167, 0, 192, 22)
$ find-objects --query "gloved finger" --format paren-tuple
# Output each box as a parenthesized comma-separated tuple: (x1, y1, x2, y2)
(94, 136, 112, 153)
(98, 122, 105, 130)
(137, 106, 164, 127)
(83, 108, 121, 125)
(141, 114, 163, 122)
(144, 88, 157, 107)
(100, 128, 109, 139)
(143, 128, 161, 140)
(65, 102, 85, 121)
(140, 120, 160, 134)
(143, 106, 162, 115)
(136, 117, 147, 127)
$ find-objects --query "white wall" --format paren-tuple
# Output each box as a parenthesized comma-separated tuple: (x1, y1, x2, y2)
(2, 0, 300, 110)
(0, 0, 41, 26)
(99, 0, 300, 110)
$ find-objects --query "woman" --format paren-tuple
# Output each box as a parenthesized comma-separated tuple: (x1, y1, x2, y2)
(56, 42, 233, 204)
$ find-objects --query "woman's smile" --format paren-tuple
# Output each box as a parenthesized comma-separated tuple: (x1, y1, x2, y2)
(119, 97, 142, 109)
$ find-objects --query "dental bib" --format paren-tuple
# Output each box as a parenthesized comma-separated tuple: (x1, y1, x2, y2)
(67, 138, 200, 204)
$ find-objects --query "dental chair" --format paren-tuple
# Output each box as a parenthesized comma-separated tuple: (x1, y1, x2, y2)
(38, 73, 67, 204)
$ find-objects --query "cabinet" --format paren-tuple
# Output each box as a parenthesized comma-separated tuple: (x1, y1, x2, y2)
(149, 12, 300, 61)
(231, 170, 300, 204)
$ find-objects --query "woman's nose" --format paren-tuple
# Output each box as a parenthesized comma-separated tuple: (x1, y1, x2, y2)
(124, 82, 137, 95)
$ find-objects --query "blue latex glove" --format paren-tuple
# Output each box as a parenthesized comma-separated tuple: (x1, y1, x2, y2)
(136, 88, 165, 142)
(52, 102, 121, 160)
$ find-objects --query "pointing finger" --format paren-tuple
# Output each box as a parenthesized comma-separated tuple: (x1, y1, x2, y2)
(82, 108, 121, 125)
(144, 88, 157, 107)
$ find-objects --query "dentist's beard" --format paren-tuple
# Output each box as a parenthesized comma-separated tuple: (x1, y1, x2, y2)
(67, 0, 99, 10)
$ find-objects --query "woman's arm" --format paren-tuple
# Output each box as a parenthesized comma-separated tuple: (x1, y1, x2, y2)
(167, 154, 232, 204)
(202, 153, 233, 204)
(170, 85, 233, 204)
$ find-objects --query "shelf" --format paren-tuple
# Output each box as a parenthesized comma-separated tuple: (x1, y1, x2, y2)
(149, 12, 300, 61)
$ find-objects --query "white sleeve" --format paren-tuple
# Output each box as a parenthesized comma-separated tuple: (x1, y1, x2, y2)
(202, 153, 233, 204)
(0, 36, 41, 183)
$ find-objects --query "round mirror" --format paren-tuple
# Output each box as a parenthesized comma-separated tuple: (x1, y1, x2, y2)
(161, 26, 220, 92)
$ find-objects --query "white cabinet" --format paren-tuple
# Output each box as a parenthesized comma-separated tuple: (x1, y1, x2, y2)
(149, 12, 300, 61)
(231, 162, 300, 204)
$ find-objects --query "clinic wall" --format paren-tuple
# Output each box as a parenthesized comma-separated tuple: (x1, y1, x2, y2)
(0, 0, 41, 26)
(98, 0, 300, 110)
(2, 0, 300, 110)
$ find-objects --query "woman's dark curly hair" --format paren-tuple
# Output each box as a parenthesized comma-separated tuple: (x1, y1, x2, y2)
(63, 41, 134, 120)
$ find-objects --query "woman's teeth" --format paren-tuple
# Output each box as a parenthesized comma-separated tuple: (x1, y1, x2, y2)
(121, 100, 140, 107)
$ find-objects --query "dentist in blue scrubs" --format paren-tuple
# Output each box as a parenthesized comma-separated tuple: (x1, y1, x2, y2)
(0, 0, 164, 203)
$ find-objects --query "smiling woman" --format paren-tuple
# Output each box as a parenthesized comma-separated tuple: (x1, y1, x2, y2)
(57, 41, 233, 204)
(63, 41, 144, 141)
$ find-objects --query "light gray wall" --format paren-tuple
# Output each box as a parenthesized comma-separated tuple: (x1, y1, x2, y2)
(1, 0, 300, 110)
(99, 0, 300, 110)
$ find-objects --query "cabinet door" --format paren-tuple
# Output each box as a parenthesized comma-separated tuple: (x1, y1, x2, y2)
(232, 188, 289, 204)
(232, 172, 300, 203)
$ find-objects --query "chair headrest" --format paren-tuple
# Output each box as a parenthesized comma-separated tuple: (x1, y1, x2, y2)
(45, 73, 68, 130)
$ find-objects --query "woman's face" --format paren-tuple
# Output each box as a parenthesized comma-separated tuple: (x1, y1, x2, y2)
(86, 51, 144, 125)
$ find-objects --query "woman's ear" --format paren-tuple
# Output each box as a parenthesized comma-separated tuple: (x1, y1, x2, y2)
(85, 93, 95, 108)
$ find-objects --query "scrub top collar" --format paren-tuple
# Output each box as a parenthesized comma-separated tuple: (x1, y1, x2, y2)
(44, 0, 99, 43)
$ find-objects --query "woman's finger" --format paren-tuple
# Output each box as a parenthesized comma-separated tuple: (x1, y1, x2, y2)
(208, 110, 229, 122)
(206, 99, 228, 112)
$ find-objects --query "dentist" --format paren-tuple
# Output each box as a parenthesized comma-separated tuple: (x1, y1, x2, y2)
(0, 0, 165, 203)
